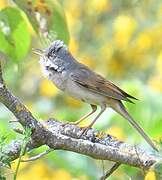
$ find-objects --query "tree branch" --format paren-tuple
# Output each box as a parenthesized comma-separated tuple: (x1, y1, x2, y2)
(0, 61, 162, 174)
(1, 118, 161, 170)
(40, 119, 162, 169)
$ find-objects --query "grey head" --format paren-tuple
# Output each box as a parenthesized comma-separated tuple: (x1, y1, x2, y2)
(34, 40, 77, 73)
(45, 40, 67, 60)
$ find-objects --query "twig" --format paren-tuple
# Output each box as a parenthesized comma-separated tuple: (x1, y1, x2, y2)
(101, 160, 105, 176)
(9, 120, 19, 123)
(135, 145, 146, 175)
(21, 148, 53, 162)
(100, 162, 121, 179)
(14, 128, 32, 180)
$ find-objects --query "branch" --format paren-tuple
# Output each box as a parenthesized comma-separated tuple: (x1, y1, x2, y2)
(0, 63, 46, 147)
(1, 118, 161, 170)
(0, 61, 162, 174)
(41, 119, 162, 169)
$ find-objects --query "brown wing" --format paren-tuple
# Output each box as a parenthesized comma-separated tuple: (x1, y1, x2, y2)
(71, 65, 137, 103)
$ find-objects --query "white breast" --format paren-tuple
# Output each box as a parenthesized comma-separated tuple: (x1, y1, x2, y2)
(39, 57, 68, 91)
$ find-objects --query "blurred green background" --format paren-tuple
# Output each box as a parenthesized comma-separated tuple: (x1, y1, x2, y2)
(0, 0, 162, 179)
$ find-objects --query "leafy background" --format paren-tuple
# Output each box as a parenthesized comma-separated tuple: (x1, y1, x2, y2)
(0, 0, 162, 179)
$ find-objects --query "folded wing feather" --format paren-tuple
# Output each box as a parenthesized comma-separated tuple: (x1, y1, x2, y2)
(71, 65, 137, 103)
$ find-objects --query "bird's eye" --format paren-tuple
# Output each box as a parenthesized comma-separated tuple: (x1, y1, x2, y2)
(48, 50, 56, 58)
(47, 53, 52, 58)
(51, 49, 55, 53)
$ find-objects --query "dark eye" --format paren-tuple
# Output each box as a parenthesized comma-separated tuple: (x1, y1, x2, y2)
(47, 53, 52, 58)
(49, 67, 57, 71)
(48, 50, 56, 58)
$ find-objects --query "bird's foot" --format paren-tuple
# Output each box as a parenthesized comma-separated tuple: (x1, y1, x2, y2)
(71, 121, 80, 125)
(61, 121, 92, 138)
(79, 126, 91, 138)
(61, 121, 80, 128)
(61, 119, 83, 127)
(61, 122, 71, 127)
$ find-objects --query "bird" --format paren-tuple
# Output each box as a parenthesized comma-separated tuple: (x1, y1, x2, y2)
(34, 40, 158, 151)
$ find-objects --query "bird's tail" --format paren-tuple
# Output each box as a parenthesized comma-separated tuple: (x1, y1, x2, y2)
(111, 101, 158, 151)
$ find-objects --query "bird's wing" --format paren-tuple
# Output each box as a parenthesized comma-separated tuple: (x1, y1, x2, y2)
(71, 65, 137, 103)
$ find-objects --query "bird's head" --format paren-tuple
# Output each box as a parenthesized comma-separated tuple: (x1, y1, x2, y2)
(33, 40, 69, 73)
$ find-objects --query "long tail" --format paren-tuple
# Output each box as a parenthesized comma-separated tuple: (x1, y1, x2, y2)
(111, 101, 158, 151)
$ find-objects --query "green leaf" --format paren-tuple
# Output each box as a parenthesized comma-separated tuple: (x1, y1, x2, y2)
(46, 0, 69, 44)
(0, 175, 6, 180)
(0, 7, 31, 62)
(14, 0, 69, 44)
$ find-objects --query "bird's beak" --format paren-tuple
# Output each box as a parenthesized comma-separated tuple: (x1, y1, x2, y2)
(32, 48, 45, 57)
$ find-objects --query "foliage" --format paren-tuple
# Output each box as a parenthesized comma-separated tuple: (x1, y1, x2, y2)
(14, 0, 69, 44)
(0, 0, 69, 64)
(0, 135, 11, 168)
(14, 127, 32, 180)
(0, 7, 30, 62)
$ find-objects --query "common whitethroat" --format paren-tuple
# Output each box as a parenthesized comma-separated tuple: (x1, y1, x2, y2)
(34, 40, 158, 151)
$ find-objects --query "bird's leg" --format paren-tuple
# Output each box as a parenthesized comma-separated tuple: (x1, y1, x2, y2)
(61, 104, 97, 127)
(73, 104, 97, 125)
(80, 104, 106, 137)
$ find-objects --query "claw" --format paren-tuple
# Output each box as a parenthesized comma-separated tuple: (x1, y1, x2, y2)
(79, 126, 90, 138)
(61, 122, 70, 127)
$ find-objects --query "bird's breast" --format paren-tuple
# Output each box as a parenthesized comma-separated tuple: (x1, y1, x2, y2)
(49, 70, 68, 91)
(40, 62, 68, 91)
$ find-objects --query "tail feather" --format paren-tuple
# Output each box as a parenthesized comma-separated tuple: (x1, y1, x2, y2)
(111, 101, 158, 151)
